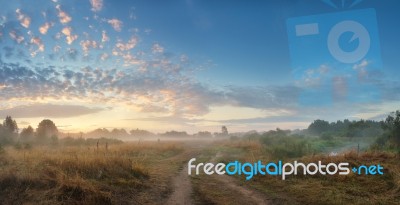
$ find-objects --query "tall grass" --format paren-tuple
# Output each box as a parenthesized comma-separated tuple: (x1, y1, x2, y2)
(0, 141, 184, 204)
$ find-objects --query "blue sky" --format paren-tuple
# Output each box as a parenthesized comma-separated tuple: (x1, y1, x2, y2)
(0, 0, 399, 133)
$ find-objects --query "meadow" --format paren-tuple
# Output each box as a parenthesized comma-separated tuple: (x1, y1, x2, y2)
(0, 129, 399, 204)
(0, 141, 187, 204)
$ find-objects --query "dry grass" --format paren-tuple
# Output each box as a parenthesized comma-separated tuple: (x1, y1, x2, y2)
(0, 142, 185, 205)
(214, 141, 400, 205)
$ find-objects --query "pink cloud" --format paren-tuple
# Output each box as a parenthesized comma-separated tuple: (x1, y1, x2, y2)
(80, 40, 98, 56)
(30, 37, 45, 57)
(31, 37, 45, 52)
(56, 5, 72, 24)
(15, 9, 31, 28)
(89, 0, 103, 12)
(115, 36, 138, 51)
(61, 27, 78, 44)
(9, 30, 24, 44)
(107, 18, 123, 32)
(39, 22, 53, 35)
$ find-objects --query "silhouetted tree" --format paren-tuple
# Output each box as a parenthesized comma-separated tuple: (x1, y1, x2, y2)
(221, 126, 228, 136)
(130, 128, 154, 138)
(196, 131, 213, 138)
(36, 119, 58, 142)
(20, 126, 34, 142)
(3, 116, 18, 134)
(0, 116, 18, 144)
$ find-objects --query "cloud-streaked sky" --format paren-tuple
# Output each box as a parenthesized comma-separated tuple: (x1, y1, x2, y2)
(0, 0, 399, 133)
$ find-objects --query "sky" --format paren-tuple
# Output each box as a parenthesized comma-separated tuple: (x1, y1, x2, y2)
(0, 0, 399, 134)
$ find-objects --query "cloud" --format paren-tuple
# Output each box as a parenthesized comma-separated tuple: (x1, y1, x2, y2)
(80, 40, 98, 56)
(224, 85, 301, 109)
(30, 36, 45, 57)
(152, 43, 164, 54)
(101, 30, 109, 43)
(39, 22, 52, 35)
(61, 27, 78, 44)
(216, 115, 313, 124)
(9, 30, 24, 44)
(107, 18, 123, 32)
(15, 9, 31, 28)
(56, 5, 72, 24)
(89, 0, 103, 12)
(115, 36, 138, 51)
(0, 57, 219, 117)
(0, 104, 103, 118)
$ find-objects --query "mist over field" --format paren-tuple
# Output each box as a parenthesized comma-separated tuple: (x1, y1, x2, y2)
(1, 0, 400, 204)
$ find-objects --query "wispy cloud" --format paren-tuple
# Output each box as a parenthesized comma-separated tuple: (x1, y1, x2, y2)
(30, 36, 45, 57)
(61, 27, 78, 44)
(114, 36, 137, 51)
(89, 0, 103, 12)
(39, 22, 52, 35)
(107, 18, 123, 32)
(9, 30, 24, 44)
(152, 43, 164, 54)
(0, 104, 103, 118)
(80, 40, 98, 56)
(101, 30, 109, 43)
(15, 9, 31, 28)
(56, 5, 72, 24)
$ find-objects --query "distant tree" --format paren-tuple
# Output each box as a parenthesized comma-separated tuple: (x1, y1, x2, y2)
(3, 116, 18, 134)
(382, 111, 400, 147)
(87, 128, 110, 138)
(20, 126, 34, 142)
(308, 120, 330, 135)
(130, 129, 154, 138)
(36, 119, 58, 142)
(0, 116, 18, 144)
(196, 131, 213, 138)
(161, 131, 189, 137)
(221, 126, 228, 136)
(111, 128, 129, 137)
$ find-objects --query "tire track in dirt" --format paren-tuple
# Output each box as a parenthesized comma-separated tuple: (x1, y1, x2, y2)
(166, 143, 270, 205)
(210, 152, 271, 205)
(166, 163, 193, 205)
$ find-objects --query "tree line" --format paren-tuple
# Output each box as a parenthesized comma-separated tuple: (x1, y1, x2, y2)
(0, 116, 58, 145)
(306, 110, 400, 148)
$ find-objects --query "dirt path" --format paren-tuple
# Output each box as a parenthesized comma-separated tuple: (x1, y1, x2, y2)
(166, 163, 193, 205)
(166, 144, 270, 205)
(210, 152, 271, 205)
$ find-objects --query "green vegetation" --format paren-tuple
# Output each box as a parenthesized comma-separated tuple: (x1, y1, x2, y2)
(0, 111, 400, 204)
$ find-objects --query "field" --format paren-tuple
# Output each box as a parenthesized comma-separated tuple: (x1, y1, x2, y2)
(0, 138, 399, 205)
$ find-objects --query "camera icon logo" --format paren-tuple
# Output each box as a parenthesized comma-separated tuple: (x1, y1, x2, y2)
(287, 9, 382, 105)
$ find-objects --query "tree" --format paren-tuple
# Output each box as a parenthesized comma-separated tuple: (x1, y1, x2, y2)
(3, 116, 18, 134)
(221, 126, 228, 136)
(0, 116, 18, 144)
(130, 129, 154, 138)
(36, 119, 58, 142)
(196, 131, 213, 138)
(111, 128, 129, 137)
(20, 126, 34, 142)
(382, 111, 400, 147)
(308, 119, 330, 135)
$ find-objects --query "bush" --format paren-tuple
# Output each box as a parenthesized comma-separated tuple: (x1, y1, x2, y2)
(320, 132, 334, 141)
(14, 142, 22, 150)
